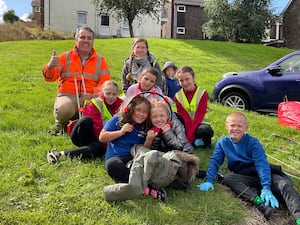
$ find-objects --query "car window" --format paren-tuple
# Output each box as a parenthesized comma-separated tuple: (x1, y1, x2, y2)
(280, 55, 300, 72)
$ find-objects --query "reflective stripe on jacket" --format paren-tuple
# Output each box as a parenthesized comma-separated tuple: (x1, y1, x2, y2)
(175, 87, 210, 123)
(42, 46, 111, 95)
(89, 98, 112, 124)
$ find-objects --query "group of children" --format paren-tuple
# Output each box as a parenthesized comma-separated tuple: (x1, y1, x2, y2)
(46, 37, 300, 224)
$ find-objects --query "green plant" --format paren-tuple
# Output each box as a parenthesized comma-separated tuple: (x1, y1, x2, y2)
(0, 22, 72, 42)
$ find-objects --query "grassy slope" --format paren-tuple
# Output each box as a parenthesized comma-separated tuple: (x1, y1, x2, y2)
(0, 38, 298, 225)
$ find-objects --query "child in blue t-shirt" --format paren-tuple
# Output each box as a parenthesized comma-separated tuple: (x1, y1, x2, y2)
(99, 94, 152, 182)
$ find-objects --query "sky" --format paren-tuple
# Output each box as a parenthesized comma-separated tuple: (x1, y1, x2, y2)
(0, 0, 32, 23)
(0, 0, 290, 24)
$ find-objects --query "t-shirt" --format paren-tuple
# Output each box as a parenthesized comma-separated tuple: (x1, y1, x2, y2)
(104, 115, 146, 160)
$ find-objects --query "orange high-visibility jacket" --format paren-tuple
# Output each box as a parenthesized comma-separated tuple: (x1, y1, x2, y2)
(42, 46, 111, 95)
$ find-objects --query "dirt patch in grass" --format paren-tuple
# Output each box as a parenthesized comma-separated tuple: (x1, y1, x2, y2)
(243, 201, 294, 225)
(221, 185, 295, 225)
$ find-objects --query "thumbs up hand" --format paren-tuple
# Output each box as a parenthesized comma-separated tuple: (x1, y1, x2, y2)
(47, 50, 60, 70)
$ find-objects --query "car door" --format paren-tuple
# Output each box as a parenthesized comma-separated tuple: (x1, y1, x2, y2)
(259, 71, 286, 110)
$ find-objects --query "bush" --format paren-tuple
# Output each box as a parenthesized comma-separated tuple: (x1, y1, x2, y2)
(0, 22, 73, 42)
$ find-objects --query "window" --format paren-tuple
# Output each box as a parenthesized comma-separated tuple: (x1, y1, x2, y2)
(77, 11, 87, 28)
(34, 7, 40, 13)
(177, 27, 185, 34)
(280, 55, 300, 72)
(177, 5, 186, 12)
(101, 15, 109, 26)
(122, 18, 129, 29)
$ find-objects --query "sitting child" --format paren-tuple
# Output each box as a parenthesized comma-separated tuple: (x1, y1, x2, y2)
(126, 67, 163, 100)
(99, 94, 152, 183)
(161, 61, 181, 99)
(174, 66, 214, 149)
(103, 144, 199, 201)
(147, 98, 193, 154)
(47, 80, 123, 163)
(199, 112, 300, 224)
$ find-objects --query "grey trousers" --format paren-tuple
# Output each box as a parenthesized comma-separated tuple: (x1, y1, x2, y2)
(224, 172, 300, 220)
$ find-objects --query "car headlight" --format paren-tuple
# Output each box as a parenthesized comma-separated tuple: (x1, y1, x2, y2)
(222, 72, 238, 78)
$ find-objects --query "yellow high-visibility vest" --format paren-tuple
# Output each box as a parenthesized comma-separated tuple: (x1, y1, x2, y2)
(175, 87, 210, 123)
(84, 98, 112, 124)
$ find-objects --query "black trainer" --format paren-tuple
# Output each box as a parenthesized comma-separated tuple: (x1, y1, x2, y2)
(156, 188, 167, 202)
(48, 128, 63, 136)
(256, 203, 274, 219)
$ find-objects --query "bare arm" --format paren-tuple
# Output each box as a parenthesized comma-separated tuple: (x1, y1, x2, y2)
(99, 123, 133, 142)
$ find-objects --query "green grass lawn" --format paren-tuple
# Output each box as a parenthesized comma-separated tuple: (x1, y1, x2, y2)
(0, 38, 299, 225)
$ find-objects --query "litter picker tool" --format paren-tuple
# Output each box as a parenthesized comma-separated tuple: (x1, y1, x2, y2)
(74, 76, 82, 119)
(66, 74, 86, 135)
(271, 133, 300, 145)
(81, 73, 87, 94)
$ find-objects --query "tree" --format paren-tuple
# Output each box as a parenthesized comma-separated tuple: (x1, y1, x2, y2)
(203, 0, 233, 41)
(203, 0, 273, 43)
(3, 10, 20, 23)
(93, 0, 162, 37)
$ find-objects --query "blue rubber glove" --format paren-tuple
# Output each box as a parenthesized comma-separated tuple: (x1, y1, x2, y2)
(260, 189, 279, 208)
(199, 182, 214, 191)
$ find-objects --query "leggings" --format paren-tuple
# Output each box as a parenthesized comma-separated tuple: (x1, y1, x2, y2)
(105, 155, 132, 183)
(65, 117, 106, 159)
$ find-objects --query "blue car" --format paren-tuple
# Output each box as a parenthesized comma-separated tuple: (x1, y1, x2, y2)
(213, 51, 300, 114)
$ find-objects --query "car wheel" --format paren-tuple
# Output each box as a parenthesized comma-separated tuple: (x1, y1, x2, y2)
(221, 92, 249, 110)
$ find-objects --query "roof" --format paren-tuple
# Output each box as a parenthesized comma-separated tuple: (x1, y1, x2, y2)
(281, 0, 293, 15)
(174, 0, 207, 6)
(31, 0, 41, 7)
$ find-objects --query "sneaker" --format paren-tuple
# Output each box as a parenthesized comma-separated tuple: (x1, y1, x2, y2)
(156, 188, 167, 202)
(48, 125, 67, 136)
(144, 187, 167, 202)
(47, 151, 61, 164)
(255, 203, 274, 219)
(48, 129, 63, 136)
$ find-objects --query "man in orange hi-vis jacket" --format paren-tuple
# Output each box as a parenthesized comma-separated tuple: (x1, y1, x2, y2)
(42, 25, 111, 135)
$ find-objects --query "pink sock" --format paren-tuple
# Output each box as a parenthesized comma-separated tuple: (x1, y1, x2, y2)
(150, 189, 158, 198)
(144, 187, 150, 195)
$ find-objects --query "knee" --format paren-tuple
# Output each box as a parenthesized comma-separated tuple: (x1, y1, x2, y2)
(56, 102, 76, 116)
(224, 173, 235, 185)
(105, 160, 115, 174)
(196, 124, 214, 138)
(105, 160, 128, 177)
(55, 102, 76, 123)
(275, 176, 293, 192)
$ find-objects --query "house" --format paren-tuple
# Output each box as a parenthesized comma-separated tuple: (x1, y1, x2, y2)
(161, 0, 207, 39)
(262, 17, 284, 47)
(264, 0, 300, 49)
(282, 0, 300, 49)
(31, 0, 161, 38)
(31, 0, 43, 27)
